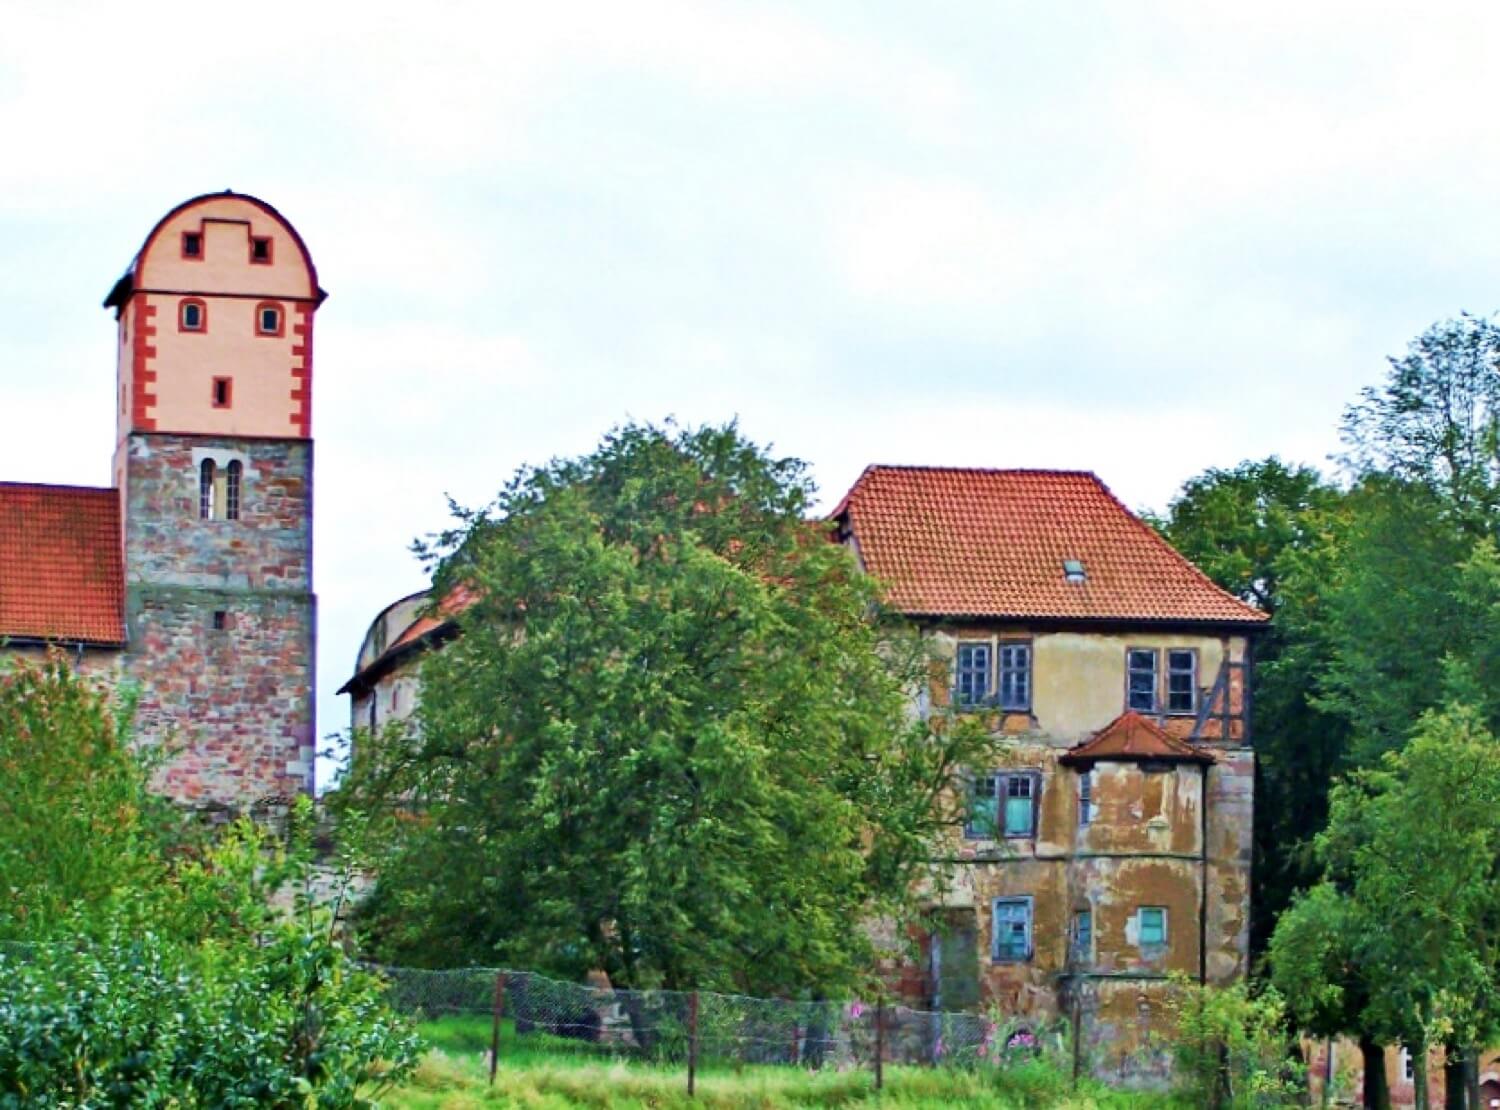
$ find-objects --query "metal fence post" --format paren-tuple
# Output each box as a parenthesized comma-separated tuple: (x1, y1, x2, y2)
(688, 990, 700, 1098)
(489, 971, 506, 1086)
(874, 995, 884, 1091)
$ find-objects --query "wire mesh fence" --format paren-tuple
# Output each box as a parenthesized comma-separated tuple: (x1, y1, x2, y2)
(372, 962, 1064, 1090)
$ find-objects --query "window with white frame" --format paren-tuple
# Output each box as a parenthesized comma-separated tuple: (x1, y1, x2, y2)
(992, 897, 1033, 962)
(1078, 769, 1093, 826)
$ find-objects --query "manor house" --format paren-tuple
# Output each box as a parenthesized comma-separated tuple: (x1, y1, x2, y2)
(0, 191, 321, 809)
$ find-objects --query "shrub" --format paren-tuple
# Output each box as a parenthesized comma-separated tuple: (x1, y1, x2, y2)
(1166, 975, 1304, 1109)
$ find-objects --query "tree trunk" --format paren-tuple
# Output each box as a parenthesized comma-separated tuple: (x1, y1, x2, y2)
(1464, 1052, 1480, 1110)
(1362, 1037, 1391, 1110)
(1414, 1041, 1431, 1110)
(1444, 1046, 1466, 1109)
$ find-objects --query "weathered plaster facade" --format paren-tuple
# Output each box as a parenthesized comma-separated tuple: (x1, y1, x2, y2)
(889, 624, 1256, 1083)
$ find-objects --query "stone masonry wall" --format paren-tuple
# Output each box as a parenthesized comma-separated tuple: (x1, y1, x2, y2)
(122, 433, 314, 807)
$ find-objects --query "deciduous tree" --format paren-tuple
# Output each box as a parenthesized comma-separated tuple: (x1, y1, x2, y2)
(340, 421, 994, 995)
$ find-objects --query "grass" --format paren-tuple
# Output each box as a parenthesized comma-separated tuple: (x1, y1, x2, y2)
(378, 1015, 1190, 1109)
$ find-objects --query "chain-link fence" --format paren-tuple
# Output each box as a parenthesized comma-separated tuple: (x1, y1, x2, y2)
(372, 963, 1065, 1091)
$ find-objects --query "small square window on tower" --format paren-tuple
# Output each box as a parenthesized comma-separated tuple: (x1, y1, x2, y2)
(181, 231, 203, 258)
(256, 302, 284, 337)
(212, 610, 229, 631)
(179, 299, 206, 332)
(212, 377, 232, 409)
(250, 235, 273, 264)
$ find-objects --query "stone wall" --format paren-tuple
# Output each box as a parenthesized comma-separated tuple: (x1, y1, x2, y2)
(122, 433, 314, 807)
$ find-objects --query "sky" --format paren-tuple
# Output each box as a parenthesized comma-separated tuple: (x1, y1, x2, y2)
(4, 2, 1499, 786)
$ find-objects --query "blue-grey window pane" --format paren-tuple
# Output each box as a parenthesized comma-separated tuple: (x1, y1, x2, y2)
(956, 643, 991, 707)
(1139, 907, 1166, 946)
(993, 899, 1031, 960)
(999, 644, 1030, 710)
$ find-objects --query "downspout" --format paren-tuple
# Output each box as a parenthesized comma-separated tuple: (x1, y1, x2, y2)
(1199, 760, 1210, 986)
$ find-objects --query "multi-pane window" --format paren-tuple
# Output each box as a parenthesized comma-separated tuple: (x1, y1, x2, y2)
(225, 461, 242, 521)
(1138, 907, 1167, 948)
(200, 459, 216, 520)
(1071, 908, 1093, 962)
(1127, 649, 1158, 711)
(998, 642, 1031, 710)
(955, 642, 992, 707)
(1078, 770, 1093, 826)
(967, 772, 1039, 838)
(199, 458, 243, 521)
(992, 897, 1033, 962)
(1167, 650, 1197, 713)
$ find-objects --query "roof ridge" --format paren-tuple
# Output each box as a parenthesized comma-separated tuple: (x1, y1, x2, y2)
(0, 481, 116, 496)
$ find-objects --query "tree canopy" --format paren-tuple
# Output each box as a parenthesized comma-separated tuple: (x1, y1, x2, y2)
(340, 421, 993, 994)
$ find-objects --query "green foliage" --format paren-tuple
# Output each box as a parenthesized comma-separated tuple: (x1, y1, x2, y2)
(0, 654, 174, 939)
(0, 659, 423, 1106)
(1340, 312, 1500, 525)
(1148, 458, 1350, 954)
(1165, 975, 1302, 1108)
(339, 421, 996, 995)
(1270, 706, 1500, 1108)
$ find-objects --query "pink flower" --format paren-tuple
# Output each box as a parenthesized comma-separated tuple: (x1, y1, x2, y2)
(846, 1001, 865, 1020)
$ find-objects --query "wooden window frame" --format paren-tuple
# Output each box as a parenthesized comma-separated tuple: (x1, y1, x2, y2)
(954, 640, 993, 709)
(1165, 648, 1198, 716)
(225, 460, 242, 521)
(991, 896, 1034, 963)
(997, 639, 1032, 711)
(1126, 646, 1159, 713)
(1071, 906, 1093, 964)
(199, 459, 216, 520)
(179, 298, 207, 333)
(966, 769, 1041, 840)
(1138, 906, 1168, 948)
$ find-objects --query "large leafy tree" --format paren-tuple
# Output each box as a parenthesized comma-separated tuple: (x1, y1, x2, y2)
(1149, 458, 1349, 955)
(1340, 312, 1500, 527)
(342, 421, 992, 995)
(1271, 706, 1500, 1110)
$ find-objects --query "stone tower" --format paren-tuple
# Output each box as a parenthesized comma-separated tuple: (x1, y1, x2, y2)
(104, 192, 325, 808)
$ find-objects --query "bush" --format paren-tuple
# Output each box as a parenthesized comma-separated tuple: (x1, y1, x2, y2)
(0, 817, 422, 1107)
(0, 656, 422, 1106)
(1166, 975, 1304, 1108)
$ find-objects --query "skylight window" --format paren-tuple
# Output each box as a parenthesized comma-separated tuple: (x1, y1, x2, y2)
(1063, 559, 1087, 583)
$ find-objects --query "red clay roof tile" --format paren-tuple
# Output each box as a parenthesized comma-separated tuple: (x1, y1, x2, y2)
(832, 466, 1267, 625)
(0, 483, 125, 645)
(1059, 710, 1214, 765)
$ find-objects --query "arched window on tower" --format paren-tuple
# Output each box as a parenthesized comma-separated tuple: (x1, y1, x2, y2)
(226, 461, 242, 521)
(200, 459, 216, 519)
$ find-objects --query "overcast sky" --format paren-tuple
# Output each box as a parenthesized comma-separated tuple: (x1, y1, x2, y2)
(4, 2, 1498, 784)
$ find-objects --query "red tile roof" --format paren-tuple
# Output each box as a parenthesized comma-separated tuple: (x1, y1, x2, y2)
(831, 467, 1267, 625)
(1059, 711, 1214, 765)
(338, 583, 478, 694)
(0, 483, 125, 646)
